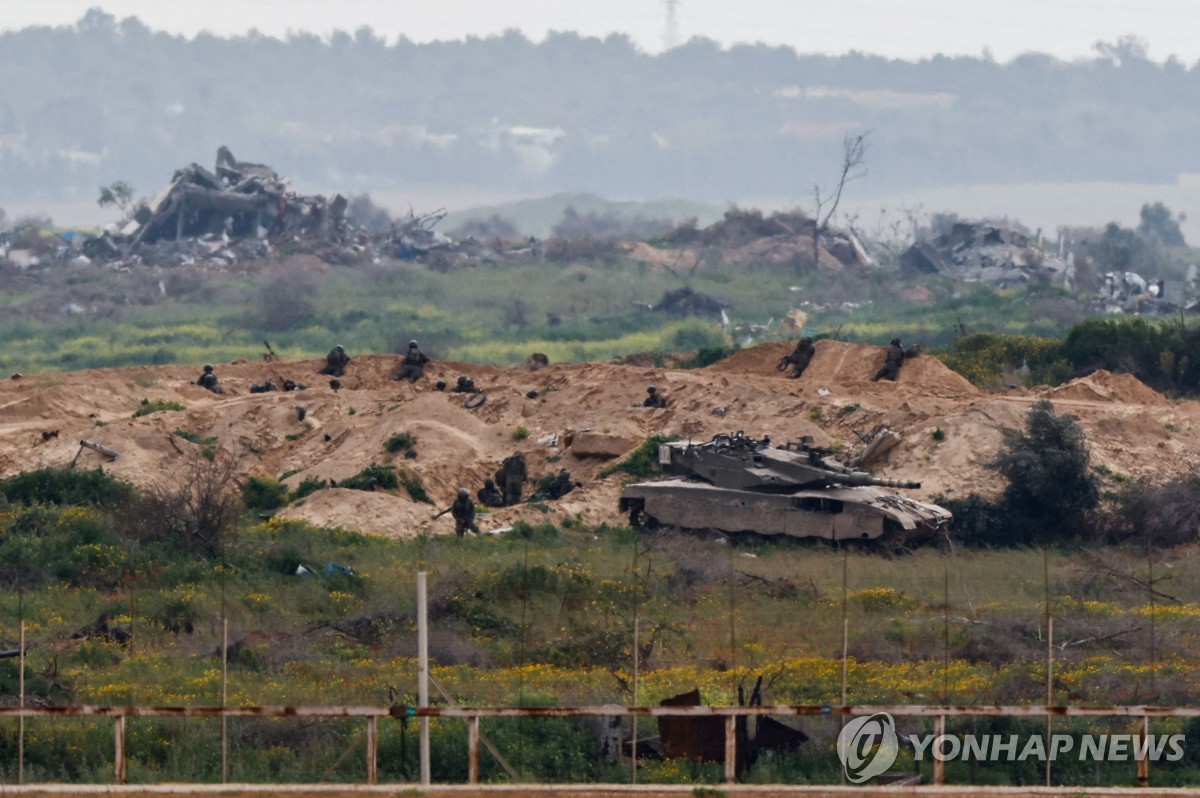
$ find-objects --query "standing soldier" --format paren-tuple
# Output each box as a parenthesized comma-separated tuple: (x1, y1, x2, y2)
(499, 452, 528, 506)
(872, 338, 905, 382)
(319, 345, 350, 377)
(778, 336, 815, 379)
(450, 488, 480, 537)
(395, 340, 430, 383)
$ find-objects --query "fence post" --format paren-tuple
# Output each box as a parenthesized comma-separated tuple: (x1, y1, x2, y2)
(366, 716, 378, 785)
(1137, 715, 1150, 787)
(468, 714, 480, 784)
(933, 714, 945, 786)
(724, 714, 737, 784)
(114, 714, 127, 784)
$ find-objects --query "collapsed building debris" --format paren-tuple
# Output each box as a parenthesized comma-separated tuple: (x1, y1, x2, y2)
(1093, 271, 1189, 315)
(900, 222, 1068, 287)
(63, 148, 454, 270)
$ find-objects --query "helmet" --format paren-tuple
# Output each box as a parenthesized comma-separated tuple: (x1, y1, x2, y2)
(484, 479, 495, 489)
(408, 340, 418, 348)
(458, 488, 469, 498)
(334, 345, 344, 353)
(647, 386, 656, 393)
(435, 380, 447, 391)
(203, 364, 214, 372)
(891, 338, 901, 346)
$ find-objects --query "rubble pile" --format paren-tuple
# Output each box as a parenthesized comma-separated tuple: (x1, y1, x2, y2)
(28, 148, 454, 271)
(900, 222, 1068, 287)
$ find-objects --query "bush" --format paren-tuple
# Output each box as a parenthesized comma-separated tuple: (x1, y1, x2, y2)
(511, 425, 530, 441)
(987, 399, 1098, 544)
(384, 432, 418, 456)
(678, 343, 739, 369)
(241, 476, 289, 512)
(1101, 477, 1200, 547)
(340, 464, 399, 491)
(118, 453, 241, 559)
(291, 475, 329, 501)
(397, 468, 432, 504)
(600, 435, 680, 479)
(133, 398, 186, 418)
(0, 467, 134, 509)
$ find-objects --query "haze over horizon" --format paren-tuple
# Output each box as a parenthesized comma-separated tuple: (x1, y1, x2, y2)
(7, 0, 1200, 63)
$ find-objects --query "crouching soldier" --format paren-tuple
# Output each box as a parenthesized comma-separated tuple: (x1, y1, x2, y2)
(395, 340, 430, 383)
(196, 364, 223, 394)
(319, 345, 350, 377)
(477, 478, 505, 508)
(778, 337, 815, 379)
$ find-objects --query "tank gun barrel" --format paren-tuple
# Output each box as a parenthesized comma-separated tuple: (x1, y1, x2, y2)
(839, 473, 920, 489)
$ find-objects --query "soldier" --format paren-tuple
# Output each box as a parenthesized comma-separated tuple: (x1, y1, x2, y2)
(872, 338, 905, 382)
(477, 478, 505, 508)
(543, 468, 579, 500)
(453, 375, 480, 393)
(450, 488, 479, 537)
(196, 364, 223, 394)
(319, 344, 350, 377)
(499, 452, 528, 506)
(778, 336, 815, 379)
(642, 385, 668, 408)
(394, 340, 430, 383)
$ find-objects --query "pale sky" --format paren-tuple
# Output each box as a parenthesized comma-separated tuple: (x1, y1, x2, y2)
(5, 0, 1199, 63)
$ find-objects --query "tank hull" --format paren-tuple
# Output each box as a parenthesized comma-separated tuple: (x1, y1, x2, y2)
(619, 478, 950, 543)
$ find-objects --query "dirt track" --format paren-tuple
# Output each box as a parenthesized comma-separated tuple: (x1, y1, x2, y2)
(2, 341, 1197, 538)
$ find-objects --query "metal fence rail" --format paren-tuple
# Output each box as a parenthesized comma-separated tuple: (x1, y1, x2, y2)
(1, 703, 1191, 787)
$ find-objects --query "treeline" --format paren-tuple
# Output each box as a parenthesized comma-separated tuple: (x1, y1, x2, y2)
(2, 10, 1200, 207)
(938, 316, 1200, 395)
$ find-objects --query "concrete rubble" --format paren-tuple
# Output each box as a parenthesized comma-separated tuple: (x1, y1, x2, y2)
(39, 148, 455, 270)
(900, 222, 1069, 287)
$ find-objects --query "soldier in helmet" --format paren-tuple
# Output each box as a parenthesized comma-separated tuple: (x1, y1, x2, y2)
(319, 344, 350, 377)
(642, 385, 668, 408)
(477, 478, 505, 508)
(196, 364, 223, 394)
(450, 488, 479, 537)
(872, 338, 906, 382)
(543, 468, 579, 500)
(498, 452, 528, 506)
(394, 340, 430, 383)
(778, 336, 815, 379)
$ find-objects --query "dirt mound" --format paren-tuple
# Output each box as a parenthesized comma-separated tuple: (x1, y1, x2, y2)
(1045, 370, 1167, 406)
(2, 345, 1197, 539)
(707, 341, 979, 397)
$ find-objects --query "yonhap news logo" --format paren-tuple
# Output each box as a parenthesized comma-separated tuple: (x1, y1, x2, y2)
(837, 712, 1186, 781)
(837, 713, 900, 783)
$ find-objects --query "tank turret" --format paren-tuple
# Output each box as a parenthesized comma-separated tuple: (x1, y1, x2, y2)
(619, 432, 951, 545)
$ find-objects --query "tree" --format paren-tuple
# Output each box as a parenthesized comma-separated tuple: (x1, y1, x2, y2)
(97, 181, 135, 213)
(1137, 201, 1186, 247)
(810, 132, 868, 270)
(988, 399, 1098, 543)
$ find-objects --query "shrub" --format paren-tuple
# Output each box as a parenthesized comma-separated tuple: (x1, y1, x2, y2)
(600, 435, 680, 479)
(384, 432, 418, 456)
(118, 453, 241, 559)
(0, 467, 134, 509)
(340, 464, 399, 491)
(291, 475, 329, 501)
(133, 398, 185, 418)
(511, 425, 530, 441)
(397, 468, 432, 504)
(241, 476, 289, 513)
(1101, 477, 1200, 547)
(987, 399, 1098, 545)
(678, 344, 738, 369)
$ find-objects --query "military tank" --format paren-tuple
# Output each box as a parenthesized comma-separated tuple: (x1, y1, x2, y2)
(618, 432, 951, 544)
